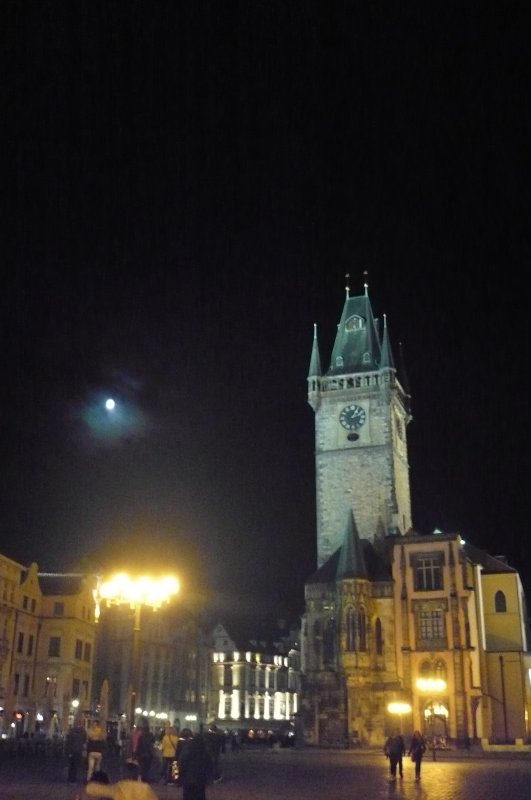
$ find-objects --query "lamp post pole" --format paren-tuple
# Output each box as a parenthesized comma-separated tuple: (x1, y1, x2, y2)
(130, 604, 142, 730)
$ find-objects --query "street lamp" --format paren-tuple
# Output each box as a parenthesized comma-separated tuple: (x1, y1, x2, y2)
(94, 573, 179, 729)
(416, 678, 447, 761)
(387, 701, 412, 735)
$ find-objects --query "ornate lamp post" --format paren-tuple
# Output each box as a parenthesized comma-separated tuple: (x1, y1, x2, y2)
(94, 573, 179, 729)
(416, 678, 447, 761)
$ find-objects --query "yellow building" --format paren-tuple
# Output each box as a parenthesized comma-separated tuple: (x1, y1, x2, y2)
(0, 556, 97, 738)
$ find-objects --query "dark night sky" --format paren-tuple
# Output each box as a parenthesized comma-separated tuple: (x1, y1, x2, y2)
(4, 2, 530, 623)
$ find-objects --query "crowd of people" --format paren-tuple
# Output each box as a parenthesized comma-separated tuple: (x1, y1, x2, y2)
(63, 718, 225, 800)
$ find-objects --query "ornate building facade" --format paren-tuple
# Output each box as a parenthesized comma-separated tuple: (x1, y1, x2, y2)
(301, 283, 530, 749)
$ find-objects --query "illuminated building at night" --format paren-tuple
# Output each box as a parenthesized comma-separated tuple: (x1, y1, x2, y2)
(301, 282, 531, 749)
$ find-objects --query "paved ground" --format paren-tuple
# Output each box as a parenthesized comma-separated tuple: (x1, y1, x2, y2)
(2, 746, 531, 800)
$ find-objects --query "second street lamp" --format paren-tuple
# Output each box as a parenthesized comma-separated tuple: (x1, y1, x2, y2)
(94, 573, 180, 730)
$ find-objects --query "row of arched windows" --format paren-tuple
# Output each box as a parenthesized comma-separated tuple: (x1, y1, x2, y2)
(313, 611, 384, 664)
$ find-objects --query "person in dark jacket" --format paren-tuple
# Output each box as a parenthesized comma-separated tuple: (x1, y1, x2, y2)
(65, 719, 87, 783)
(178, 733, 213, 800)
(408, 730, 426, 781)
(384, 729, 406, 781)
(135, 721, 155, 783)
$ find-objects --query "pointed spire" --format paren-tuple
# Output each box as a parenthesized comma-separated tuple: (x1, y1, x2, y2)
(307, 323, 322, 379)
(379, 314, 396, 370)
(336, 511, 368, 579)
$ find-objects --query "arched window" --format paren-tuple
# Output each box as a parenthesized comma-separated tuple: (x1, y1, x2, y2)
(495, 590, 507, 612)
(346, 608, 355, 651)
(375, 618, 383, 655)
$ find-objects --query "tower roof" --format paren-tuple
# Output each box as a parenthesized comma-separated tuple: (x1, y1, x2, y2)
(327, 288, 383, 375)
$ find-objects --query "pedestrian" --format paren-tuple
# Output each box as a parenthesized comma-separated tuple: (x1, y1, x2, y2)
(159, 725, 179, 784)
(86, 759, 158, 799)
(204, 724, 222, 782)
(384, 729, 406, 781)
(178, 733, 213, 800)
(135, 721, 155, 783)
(86, 721, 107, 782)
(65, 718, 87, 784)
(408, 730, 426, 782)
(176, 728, 194, 786)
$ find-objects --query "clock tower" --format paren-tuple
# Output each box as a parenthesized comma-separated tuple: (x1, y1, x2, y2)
(307, 280, 412, 567)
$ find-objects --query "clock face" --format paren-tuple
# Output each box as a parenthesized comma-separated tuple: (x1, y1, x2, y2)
(339, 404, 366, 431)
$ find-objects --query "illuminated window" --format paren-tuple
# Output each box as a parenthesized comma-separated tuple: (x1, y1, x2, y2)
(494, 591, 507, 612)
(419, 610, 444, 640)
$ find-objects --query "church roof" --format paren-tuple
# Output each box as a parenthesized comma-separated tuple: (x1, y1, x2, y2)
(307, 538, 391, 585)
(336, 512, 368, 579)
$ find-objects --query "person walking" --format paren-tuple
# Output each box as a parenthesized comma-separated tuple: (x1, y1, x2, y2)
(408, 730, 426, 781)
(159, 725, 179, 784)
(135, 721, 155, 783)
(65, 718, 87, 784)
(384, 729, 406, 781)
(86, 721, 106, 782)
(204, 724, 223, 783)
(86, 760, 158, 800)
(178, 733, 213, 800)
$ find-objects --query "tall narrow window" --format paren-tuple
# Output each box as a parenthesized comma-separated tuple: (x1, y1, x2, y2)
(494, 590, 507, 612)
(358, 609, 367, 651)
(346, 608, 355, 651)
(375, 618, 383, 655)
(415, 555, 443, 590)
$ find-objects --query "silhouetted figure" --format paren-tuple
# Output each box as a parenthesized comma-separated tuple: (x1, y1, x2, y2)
(65, 719, 87, 784)
(179, 734, 213, 800)
(384, 730, 405, 781)
(408, 730, 426, 781)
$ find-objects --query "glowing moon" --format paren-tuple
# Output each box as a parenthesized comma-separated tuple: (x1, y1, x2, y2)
(105, 398, 116, 411)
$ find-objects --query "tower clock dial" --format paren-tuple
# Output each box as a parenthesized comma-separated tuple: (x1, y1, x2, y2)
(339, 404, 366, 431)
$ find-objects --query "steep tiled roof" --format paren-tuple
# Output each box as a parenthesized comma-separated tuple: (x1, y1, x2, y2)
(38, 573, 88, 595)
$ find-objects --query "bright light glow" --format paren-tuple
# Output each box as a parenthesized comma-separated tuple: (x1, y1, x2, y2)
(416, 678, 447, 692)
(71, 699, 80, 708)
(97, 573, 179, 610)
(424, 703, 449, 719)
(105, 398, 116, 411)
(388, 702, 412, 715)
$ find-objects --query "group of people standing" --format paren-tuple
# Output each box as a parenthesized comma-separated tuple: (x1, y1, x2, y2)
(384, 729, 426, 782)
(65, 717, 221, 800)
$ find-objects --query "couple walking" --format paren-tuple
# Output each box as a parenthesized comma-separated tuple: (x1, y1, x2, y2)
(384, 730, 426, 782)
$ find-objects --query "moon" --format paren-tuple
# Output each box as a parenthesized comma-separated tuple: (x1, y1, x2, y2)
(105, 398, 116, 411)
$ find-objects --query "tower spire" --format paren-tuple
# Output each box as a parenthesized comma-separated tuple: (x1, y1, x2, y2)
(345, 273, 350, 299)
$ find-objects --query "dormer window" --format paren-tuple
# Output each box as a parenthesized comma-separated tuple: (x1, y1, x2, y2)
(362, 352, 371, 364)
(345, 315, 365, 332)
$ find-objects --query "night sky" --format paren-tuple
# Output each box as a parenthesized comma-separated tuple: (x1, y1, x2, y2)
(5, 3, 530, 623)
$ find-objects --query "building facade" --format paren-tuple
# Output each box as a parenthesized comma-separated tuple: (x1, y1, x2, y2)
(208, 622, 300, 739)
(0, 561, 98, 738)
(301, 283, 530, 749)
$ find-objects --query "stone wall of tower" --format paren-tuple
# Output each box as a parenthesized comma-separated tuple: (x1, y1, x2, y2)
(314, 385, 405, 566)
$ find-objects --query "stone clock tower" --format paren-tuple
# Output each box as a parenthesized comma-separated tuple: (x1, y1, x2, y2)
(307, 281, 412, 566)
